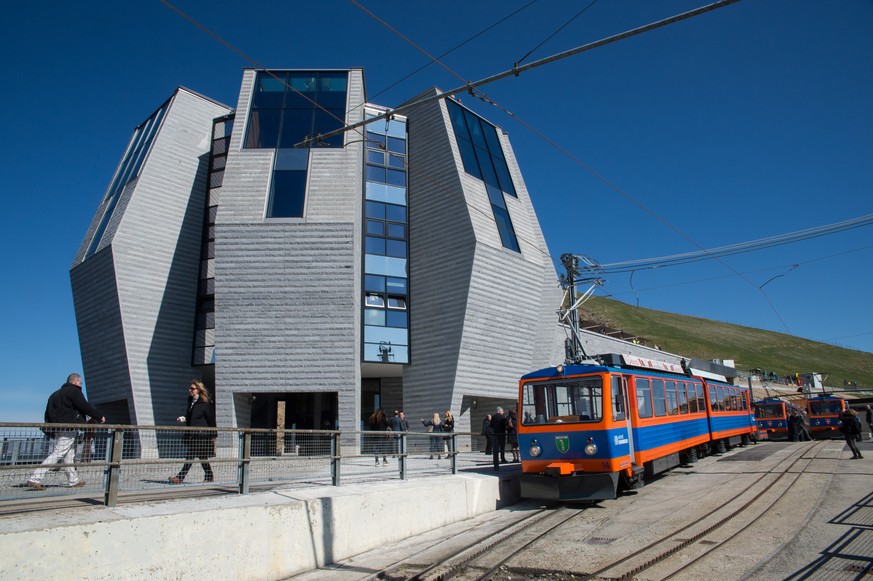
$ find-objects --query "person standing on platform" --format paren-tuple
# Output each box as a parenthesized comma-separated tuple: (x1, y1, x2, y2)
(368, 407, 389, 465)
(507, 409, 520, 462)
(421, 413, 443, 459)
(481, 414, 493, 454)
(491, 407, 508, 470)
(169, 380, 216, 483)
(865, 405, 873, 441)
(27, 373, 104, 490)
(389, 410, 403, 458)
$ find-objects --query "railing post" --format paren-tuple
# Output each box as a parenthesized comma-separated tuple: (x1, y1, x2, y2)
(104, 429, 123, 507)
(331, 431, 341, 486)
(399, 433, 407, 480)
(450, 433, 457, 475)
(238, 430, 251, 495)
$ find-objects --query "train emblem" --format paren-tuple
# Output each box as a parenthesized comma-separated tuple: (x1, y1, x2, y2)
(555, 436, 570, 453)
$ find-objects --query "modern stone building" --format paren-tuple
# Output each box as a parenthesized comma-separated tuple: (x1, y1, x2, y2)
(71, 68, 564, 435)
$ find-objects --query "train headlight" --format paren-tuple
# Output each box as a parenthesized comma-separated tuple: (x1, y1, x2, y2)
(529, 439, 542, 457)
(584, 437, 598, 456)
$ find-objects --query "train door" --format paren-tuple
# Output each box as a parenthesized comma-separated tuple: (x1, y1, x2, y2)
(612, 374, 636, 465)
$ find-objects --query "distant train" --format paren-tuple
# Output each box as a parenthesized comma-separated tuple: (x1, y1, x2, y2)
(805, 394, 848, 437)
(754, 398, 805, 440)
(517, 353, 757, 501)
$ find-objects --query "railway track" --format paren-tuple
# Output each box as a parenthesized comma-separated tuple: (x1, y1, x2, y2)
(403, 441, 825, 581)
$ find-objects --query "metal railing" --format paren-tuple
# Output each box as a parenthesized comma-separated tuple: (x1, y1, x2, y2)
(0, 423, 504, 506)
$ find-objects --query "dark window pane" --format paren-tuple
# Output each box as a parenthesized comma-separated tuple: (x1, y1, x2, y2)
(486, 183, 506, 209)
(492, 156, 516, 196)
(365, 275, 385, 292)
(284, 74, 318, 107)
(365, 236, 386, 255)
(477, 152, 500, 191)
(245, 109, 282, 148)
(456, 137, 481, 178)
(366, 201, 386, 219)
(367, 132, 386, 150)
(447, 101, 467, 132)
(388, 154, 405, 169)
(387, 223, 405, 239)
(387, 136, 406, 154)
(492, 205, 520, 252)
(483, 124, 504, 159)
(386, 169, 406, 187)
(268, 170, 307, 217)
(366, 220, 385, 236)
(386, 204, 406, 223)
(464, 111, 488, 149)
(387, 296, 407, 310)
(316, 72, 348, 107)
(368, 150, 386, 165)
(386, 239, 406, 258)
(278, 109, 313, 148)
(313, 108, 346, 147)
(367, 165, 387, 183)
(252, 73, 287, 108)
(386, 310, 408, 328)
(386, 277, 407, 294)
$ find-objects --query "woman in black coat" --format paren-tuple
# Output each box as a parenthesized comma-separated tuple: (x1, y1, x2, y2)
(170, 380, 216, 483)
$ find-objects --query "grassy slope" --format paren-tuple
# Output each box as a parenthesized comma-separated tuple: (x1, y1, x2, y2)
(579, 296, 873, 390)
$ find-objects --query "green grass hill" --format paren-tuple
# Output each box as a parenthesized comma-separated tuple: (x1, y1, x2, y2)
(578, 296, 873, 391)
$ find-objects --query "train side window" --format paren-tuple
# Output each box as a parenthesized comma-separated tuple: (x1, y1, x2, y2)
(688, 383, 699, 413)
(665, 381, 679, 415)
(652, 379, 667, 416)
(695, 384, 705, 412)
(636, 378, 653, 418)
(677, 382, 689, 414)
(709, 385, 719, 412)
(611, 375, 625, 421)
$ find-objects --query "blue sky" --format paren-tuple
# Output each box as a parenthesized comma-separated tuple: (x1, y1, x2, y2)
(1, 0, 871, 421)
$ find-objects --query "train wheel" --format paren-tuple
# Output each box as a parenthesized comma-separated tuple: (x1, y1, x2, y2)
(741, 434, 751, 446)
(715, 439, 727, 454)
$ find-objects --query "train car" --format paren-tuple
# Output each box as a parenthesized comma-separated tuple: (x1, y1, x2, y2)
(754, 398, 805, 440)
(517, 353, 755, 501)
(805, 394, 848, 438)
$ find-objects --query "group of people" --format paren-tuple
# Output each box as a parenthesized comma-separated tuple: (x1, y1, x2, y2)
(480, 407, 519, 469)
(421, 410, 454, 459)
(367, 408, 411, 464)
(786, 410, 811, 441)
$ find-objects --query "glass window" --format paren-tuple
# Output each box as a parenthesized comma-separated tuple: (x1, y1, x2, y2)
(387, 297, 407, 310)
(386, 239, 406, 258)
(386, 277, 407, 294)
(365, 293, 384, 307)
(636, 378, 653, 418)
(386, 136, 405, 154)
(493, 206, 520, 252)
(652, 379, 667, 417)
(386, 204, 406, 223)
(387, 223, 405, 239)
(678, 382, 689, 414)
(388, 154, 405, 169)
(366, 220, 385, 236)
(367, 165, 387, 183)
(245, 109, 282, 149)
(611, 375, 625, 421)
(267, 170, 306, 218)
(364, 308, 385, 326)
(365, 236, 386, 255)
(367, 132, 386, 150)
(367, 150, 385, 165)
(521, 376, 603, 424)
(386, 310, 408, 328)
(665, 381, 678, 415)
(364, 275, 385, 293)
(366, 201, 386, 219)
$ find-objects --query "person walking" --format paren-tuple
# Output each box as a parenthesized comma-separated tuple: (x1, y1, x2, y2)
(421, 413, 443, 459)
(442, 410, 455, 458)
(27, 373, 104, 490)
(839, 408, 863, 459)
(169, 380, 216, 483)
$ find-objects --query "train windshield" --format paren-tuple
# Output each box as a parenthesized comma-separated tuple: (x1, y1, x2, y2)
(809, 400, 843, 416)
(521, 375, 603, 424)
(755, 403, 783, 418)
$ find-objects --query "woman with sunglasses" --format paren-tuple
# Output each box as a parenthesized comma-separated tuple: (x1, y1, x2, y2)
(169, 380, 216, 484)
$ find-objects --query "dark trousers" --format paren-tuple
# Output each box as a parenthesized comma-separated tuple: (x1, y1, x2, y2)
(177, 435, 214, 480)
(492, 433, 506, 469)
(844, 433, 862, 458)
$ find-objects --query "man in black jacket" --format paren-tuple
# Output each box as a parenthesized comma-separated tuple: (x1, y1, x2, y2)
(27, 373, 104, 490)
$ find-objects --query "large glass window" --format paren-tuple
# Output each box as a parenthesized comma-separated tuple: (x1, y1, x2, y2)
(521, 376, 603, 424)
(245, 71, 348, 149)
(652, 379, 667, 416)
(611, 375, 626, 421)
(636, 378, 653, 418)
(446, 100, 520, 252)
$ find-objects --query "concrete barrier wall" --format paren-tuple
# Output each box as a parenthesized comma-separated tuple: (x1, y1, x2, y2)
(2, 474, 520, 580)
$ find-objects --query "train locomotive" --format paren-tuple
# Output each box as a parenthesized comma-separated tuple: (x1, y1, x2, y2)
(805, 394, 848, 437)
(754, 398, 805, 440)
(517, 353, 757, 501)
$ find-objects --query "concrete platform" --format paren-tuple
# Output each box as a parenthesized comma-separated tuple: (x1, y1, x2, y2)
(0, 465, 521, 581)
